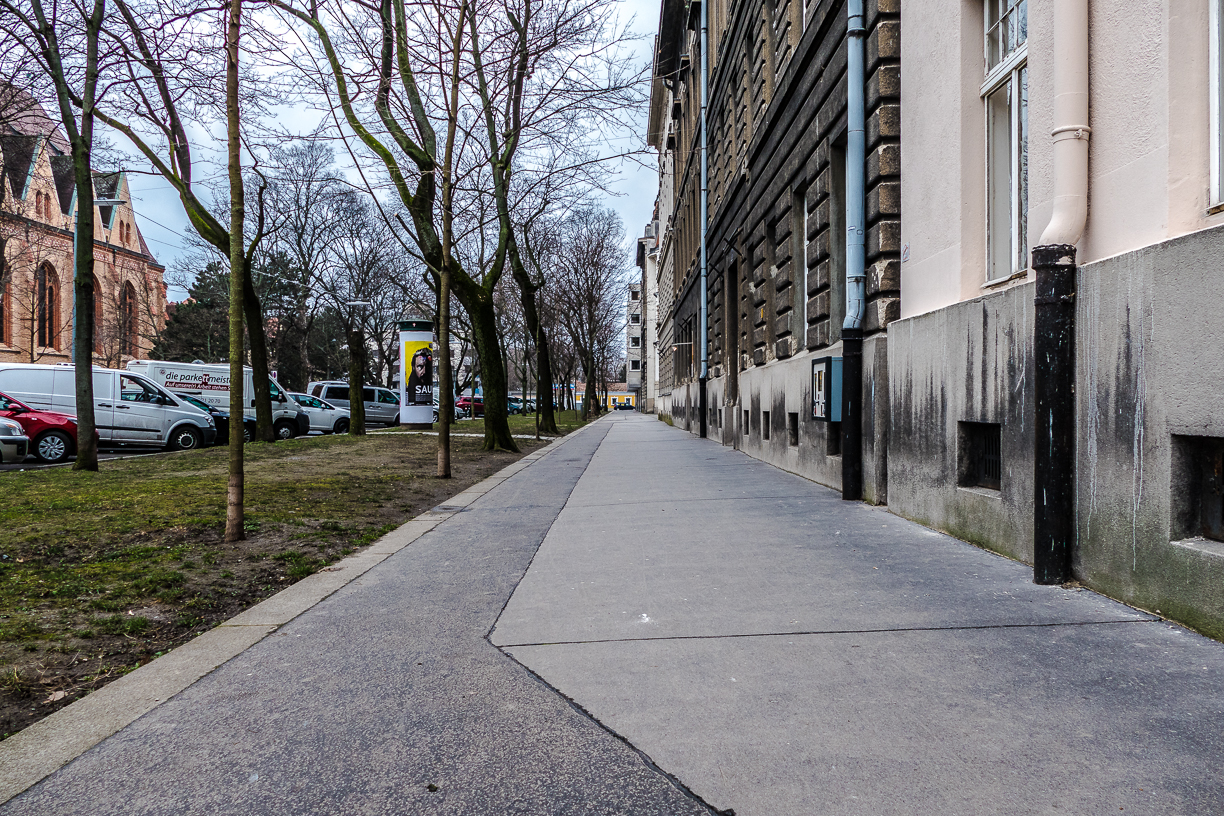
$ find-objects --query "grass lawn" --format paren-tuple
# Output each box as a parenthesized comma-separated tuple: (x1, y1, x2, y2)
(0, 431, 549, 739)
(446, 409, 592, 437)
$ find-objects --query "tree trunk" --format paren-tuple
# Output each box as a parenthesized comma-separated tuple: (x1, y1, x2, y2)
(513, 279, 557, 434)
(437, 262, 452, 477)
(241, 267, 275, 441)
(224, 0, 245, 543)
(348, 324, 366, 435)
(467, 294, 516, 451)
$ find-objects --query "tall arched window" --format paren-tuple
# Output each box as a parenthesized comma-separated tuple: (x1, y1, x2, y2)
(0, 258, 10, 347)
(119, 281, 137, 358)
(36, 263, 59, 349)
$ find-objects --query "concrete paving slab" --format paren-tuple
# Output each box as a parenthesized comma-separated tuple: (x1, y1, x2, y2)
(493, 417, 1152, 646)
(2, 417, 713, 816)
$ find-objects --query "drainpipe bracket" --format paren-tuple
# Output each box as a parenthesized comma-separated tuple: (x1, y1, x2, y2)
(1051, 125, 1091, 142)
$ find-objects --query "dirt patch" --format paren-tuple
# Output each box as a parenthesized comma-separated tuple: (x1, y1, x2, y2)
(0, 431, 555, 739)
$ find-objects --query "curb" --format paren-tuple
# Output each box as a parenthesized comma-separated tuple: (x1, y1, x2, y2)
(0, 423, 598, 804)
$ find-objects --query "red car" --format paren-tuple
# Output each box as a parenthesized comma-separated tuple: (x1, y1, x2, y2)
(0, 391, 88, 464)
(455, 395, 484, 417)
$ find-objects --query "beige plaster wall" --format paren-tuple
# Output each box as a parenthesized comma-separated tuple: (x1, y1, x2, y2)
(902, 0, 1224, 319)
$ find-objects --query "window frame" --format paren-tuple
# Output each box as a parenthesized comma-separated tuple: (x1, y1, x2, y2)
(1212, 0, 1223, 206)
(981, 1, 1028, 285)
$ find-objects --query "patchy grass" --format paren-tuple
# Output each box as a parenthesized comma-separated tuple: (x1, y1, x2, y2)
(0, 431, 548, 740)
(443, 409, 592, 438)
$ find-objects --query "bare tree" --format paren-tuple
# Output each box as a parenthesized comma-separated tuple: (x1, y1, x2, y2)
(548, 205, 627, 419)
(0, 0, 111, 469)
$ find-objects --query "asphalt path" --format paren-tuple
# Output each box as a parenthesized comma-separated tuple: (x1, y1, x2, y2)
(1, 419, 715, 816)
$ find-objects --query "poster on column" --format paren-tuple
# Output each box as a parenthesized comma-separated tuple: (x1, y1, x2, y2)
(404, 340, 433, 406)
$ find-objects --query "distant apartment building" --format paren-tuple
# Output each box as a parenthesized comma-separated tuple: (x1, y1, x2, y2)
(0, 88, 166, 366)
(626, 280, 644, 400)
(634, 214, 662, 412)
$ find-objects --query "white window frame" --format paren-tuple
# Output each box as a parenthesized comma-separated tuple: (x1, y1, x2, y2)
(981, 0, 1028, 283)
(1211, 0, 1223, 207)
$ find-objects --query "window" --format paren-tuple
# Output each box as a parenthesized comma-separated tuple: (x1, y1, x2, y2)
(630, 336, 641, 348)
(1172, 436, 1224, 541)
(629, 313, 641, 325)
(983, 0, 1028, 281)
(325, 386, 347, 401)
(119, 282, 137, 357)
(36, 263, 59, 349)
(762, 411, 771, 440)
(631, 289, 640, 301)
(630, 360, 641, 371)
(119, 375, 162, 403)
(792, 185, 808, 339)
(0, 261, 8, 346)
(959, 421, 1002, 490)
(378, 389, 399, 404)
(787, 413, 799, 447)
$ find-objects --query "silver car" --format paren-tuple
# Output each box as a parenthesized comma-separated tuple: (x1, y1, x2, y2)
(0, 416, 30, 463)
(289, 393, 351, 434)
(306, 382, 401, 426)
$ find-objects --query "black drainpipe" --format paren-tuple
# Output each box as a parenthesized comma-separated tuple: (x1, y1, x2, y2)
(1032, 244, 1077, 584)
(840, 328, 863, 500)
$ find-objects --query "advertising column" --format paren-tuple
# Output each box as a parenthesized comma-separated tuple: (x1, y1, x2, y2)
(398, 319, 435, 426)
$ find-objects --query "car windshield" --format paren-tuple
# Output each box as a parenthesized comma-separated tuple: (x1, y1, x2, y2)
(176, 394, 210, 411)
(120, 375, 167, 403)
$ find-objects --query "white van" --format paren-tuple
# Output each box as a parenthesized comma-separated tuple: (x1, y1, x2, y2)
(126, 360, 309, 440)
(0, 363, 216, 450)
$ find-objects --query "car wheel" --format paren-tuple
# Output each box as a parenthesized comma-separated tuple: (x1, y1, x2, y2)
(243, 425, 253, 443)
(169, 426, 201, 452)
(274, 420, 297, 440)
(433, 409, 439, 424)
(34, 430, 72, 464)
(334, 418, 350, 434)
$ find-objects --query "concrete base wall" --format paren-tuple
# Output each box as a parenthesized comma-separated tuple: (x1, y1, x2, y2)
(1075, 224, 1224, 637)
(888, 283, 1036, 562)
(889, 223, 1224, 638)
(661, 342, 889, 503)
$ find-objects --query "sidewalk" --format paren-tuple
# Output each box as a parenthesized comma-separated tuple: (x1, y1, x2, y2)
(4, 412, 1224, 814)
(492, 413, 1224, 815)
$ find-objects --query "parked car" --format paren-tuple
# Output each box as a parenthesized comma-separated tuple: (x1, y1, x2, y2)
(455, 395, 484, 418)
(128, 360, 306, 440)
(173, 392, 255, 444)
(289, 392, 351, 434)
(0, 390, 95, 463)
(0, 363, 215, 451)
(0, 416, 30, 464)
(306, 382, 401, 426)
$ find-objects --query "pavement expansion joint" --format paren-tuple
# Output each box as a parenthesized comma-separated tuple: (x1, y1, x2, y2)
(496, 617, 1162, 649)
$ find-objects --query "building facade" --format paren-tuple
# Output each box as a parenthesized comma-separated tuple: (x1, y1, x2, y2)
(1, 92, 166, 368)
(895, 0, 1224, 636)
(648, 0, 901, 500)
(634, 214, 662, 412)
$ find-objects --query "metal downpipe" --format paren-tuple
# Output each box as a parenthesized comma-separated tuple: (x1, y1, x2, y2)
(841, 0, 866, 501)
(698, 0, 709, 439)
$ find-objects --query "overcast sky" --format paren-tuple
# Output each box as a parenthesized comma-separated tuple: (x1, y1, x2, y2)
(123, 0, 661, 302)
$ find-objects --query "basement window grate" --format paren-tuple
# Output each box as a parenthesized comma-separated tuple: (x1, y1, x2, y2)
(1172, 436, 1224, 542)
(959, 422, 1002, 491)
